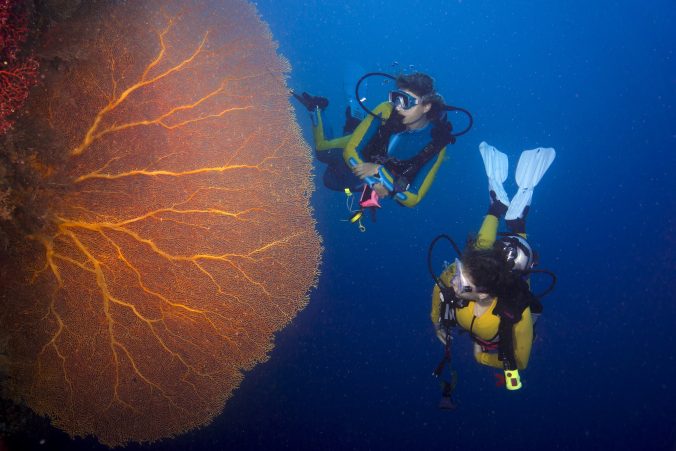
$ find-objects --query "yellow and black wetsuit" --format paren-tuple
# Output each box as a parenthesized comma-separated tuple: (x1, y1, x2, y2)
(311, 106, 352, 152)
(343, 102, 447, 207)
(430, 214, 534, 370)
(312, 101, 447, 206)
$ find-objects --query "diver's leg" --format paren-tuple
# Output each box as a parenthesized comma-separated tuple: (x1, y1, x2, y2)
(292, 91, 351, 151)
(476, 143, 510, 250)
(504, 148, 556, 326)
(506, 210, 527, 237)
(475, 214, 499, 250)
(311, 107, 351, 152)
(292, 91, 328, 112)
(323, 166, 362, 192)
(320, 149, 362, 192)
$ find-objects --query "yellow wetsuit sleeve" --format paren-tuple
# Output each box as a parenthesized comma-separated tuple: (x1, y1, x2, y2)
(392, 147, 446, 208)
(474, 307, 534, 370)
(342, 101, 392, 167)
(312, 108, 352, 151)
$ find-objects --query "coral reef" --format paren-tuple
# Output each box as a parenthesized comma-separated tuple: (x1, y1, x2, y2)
(0, 0, 321, 446)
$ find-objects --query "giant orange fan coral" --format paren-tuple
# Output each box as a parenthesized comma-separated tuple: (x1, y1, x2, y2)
(0, 0, 321, 446)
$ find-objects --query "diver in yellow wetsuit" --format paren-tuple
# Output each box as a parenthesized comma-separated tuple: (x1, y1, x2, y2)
(295, 72, 461, 210)
(430, 142, 556, 394)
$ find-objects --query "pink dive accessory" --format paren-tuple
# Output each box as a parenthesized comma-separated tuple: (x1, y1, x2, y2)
(359, 185, 381, 208)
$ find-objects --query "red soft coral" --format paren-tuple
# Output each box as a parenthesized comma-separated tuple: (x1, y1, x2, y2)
(0, 0, 38, 134)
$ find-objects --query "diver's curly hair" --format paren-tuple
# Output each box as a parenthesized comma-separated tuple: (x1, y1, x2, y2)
(461, 246, 535, 315)
(396, 72, 445, 121)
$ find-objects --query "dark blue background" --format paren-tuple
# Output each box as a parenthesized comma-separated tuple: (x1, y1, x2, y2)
(17, 1, 675, 450)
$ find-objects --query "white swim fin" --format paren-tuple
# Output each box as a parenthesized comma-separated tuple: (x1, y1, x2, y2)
(479, 141, 509, 206)
(505, 147, 556, 220)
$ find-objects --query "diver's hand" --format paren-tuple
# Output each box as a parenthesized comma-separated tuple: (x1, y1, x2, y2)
(352, 162, 381, 179)
(372, 183, 389, 198)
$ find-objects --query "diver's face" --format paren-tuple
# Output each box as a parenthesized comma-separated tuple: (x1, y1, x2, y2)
(395, 89, 431, 129)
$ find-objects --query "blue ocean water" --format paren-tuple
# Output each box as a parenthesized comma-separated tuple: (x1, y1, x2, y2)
(14, 1, 674, 450)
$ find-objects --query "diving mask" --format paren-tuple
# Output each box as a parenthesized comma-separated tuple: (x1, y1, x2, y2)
(452, 258, 475, 293)
(388, 89, 420, 110)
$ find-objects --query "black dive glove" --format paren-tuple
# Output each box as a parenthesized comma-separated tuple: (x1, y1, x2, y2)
(431, 115, 456, 146)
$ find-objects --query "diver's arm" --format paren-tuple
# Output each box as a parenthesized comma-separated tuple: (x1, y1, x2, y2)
(342, 102, 392, 168)
(473, 309, 533, 370)
(474, 343, 502, 369)
(512, 307, 533, 369)
(391, 148, 446, 208)
(312, 108, 352, 151)
(473, 344, 503, 369)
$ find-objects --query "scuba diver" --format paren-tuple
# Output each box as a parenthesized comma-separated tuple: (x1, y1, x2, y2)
(293, 71, 472, 228)
(429, 142, 556, 399)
